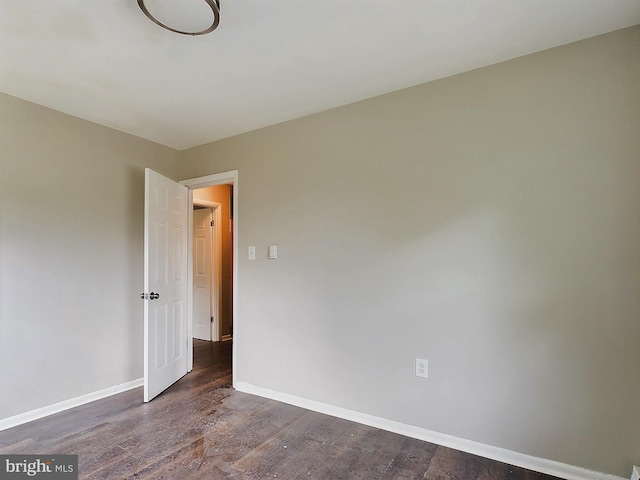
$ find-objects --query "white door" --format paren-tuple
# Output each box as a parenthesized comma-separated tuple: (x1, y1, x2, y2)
(193, 208, 213, 341)
(144, 168, 189, 402)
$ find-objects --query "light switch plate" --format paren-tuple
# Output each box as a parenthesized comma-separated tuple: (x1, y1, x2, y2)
(248, 246, 256, 260)
(269, 245, 278, 259)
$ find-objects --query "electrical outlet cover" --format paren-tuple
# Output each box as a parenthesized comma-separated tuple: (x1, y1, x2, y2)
(415, 358, 428, 378)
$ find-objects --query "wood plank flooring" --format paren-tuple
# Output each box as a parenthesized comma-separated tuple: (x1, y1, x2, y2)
(0, 341, 561, 480)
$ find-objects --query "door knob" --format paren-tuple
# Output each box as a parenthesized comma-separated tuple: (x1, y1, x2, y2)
(149, 292, 160, 300)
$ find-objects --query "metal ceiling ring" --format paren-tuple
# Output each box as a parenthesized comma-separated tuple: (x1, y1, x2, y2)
(137, 0, 220, 36)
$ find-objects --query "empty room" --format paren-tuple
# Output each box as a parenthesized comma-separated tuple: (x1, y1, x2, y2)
(0, 1, 639, 479)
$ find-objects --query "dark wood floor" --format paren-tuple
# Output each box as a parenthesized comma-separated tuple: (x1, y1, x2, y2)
(0, 341, 561, 480)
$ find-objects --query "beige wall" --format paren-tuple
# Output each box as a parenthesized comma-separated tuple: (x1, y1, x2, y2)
(0, 93, 179, 418)
(193, 185, 233, 336)
(179, 27, 640, 477)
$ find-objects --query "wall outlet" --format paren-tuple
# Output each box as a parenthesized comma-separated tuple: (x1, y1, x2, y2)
(415, 358, 428, 378)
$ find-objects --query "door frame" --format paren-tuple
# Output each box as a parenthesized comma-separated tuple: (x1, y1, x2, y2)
(192, 201, 222, 342)
(181, 171, 238, 385)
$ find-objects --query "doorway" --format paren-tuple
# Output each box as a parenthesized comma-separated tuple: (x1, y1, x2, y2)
(192, 184, 233, 343)
(192, 204, 219, 342)
(181, 171, 238, 383)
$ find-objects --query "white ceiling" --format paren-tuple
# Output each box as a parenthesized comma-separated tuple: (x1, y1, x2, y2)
(1, 1, 639, 150)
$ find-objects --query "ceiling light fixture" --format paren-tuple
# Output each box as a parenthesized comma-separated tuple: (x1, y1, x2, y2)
(137, 0, 220, 36)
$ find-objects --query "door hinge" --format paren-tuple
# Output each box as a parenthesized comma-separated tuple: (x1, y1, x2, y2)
(210, 316, 214, 323)
(211, 220, 214, 227)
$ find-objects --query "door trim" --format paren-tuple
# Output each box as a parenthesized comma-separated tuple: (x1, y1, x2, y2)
(181, 171, 238, 385)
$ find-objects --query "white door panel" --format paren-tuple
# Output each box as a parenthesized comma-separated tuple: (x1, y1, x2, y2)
(144, 168, 188, 402)
(193, 208, 213, 341)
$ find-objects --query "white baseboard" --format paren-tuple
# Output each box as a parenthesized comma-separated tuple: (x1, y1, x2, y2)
(0, 378, 629, 480)
(0, 378, 143, 432)
(235, 382, 626, 480)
